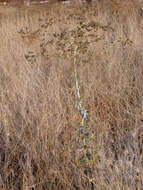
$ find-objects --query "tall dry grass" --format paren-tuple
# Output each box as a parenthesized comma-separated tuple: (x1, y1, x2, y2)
(0, 0, 143, 189)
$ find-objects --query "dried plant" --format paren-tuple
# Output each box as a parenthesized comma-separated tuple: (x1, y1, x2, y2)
(0, 0, 143, 189)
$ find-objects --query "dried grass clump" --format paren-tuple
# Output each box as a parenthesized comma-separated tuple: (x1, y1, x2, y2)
(0, 0, 143, 189)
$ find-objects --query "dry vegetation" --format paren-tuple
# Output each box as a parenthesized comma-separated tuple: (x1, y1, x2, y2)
(0, 0, 143, 189)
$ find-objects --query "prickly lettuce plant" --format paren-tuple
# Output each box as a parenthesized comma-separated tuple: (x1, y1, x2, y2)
(72, 46, 97, 179)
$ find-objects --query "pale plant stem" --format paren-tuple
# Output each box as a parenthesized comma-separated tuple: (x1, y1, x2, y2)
(73, 46, 87, 126)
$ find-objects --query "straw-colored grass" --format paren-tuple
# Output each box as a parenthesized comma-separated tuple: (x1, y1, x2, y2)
(0, 0, 143, 189)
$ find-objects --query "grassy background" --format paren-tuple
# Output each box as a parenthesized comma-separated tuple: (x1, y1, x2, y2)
(0, 0, 143, 189)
